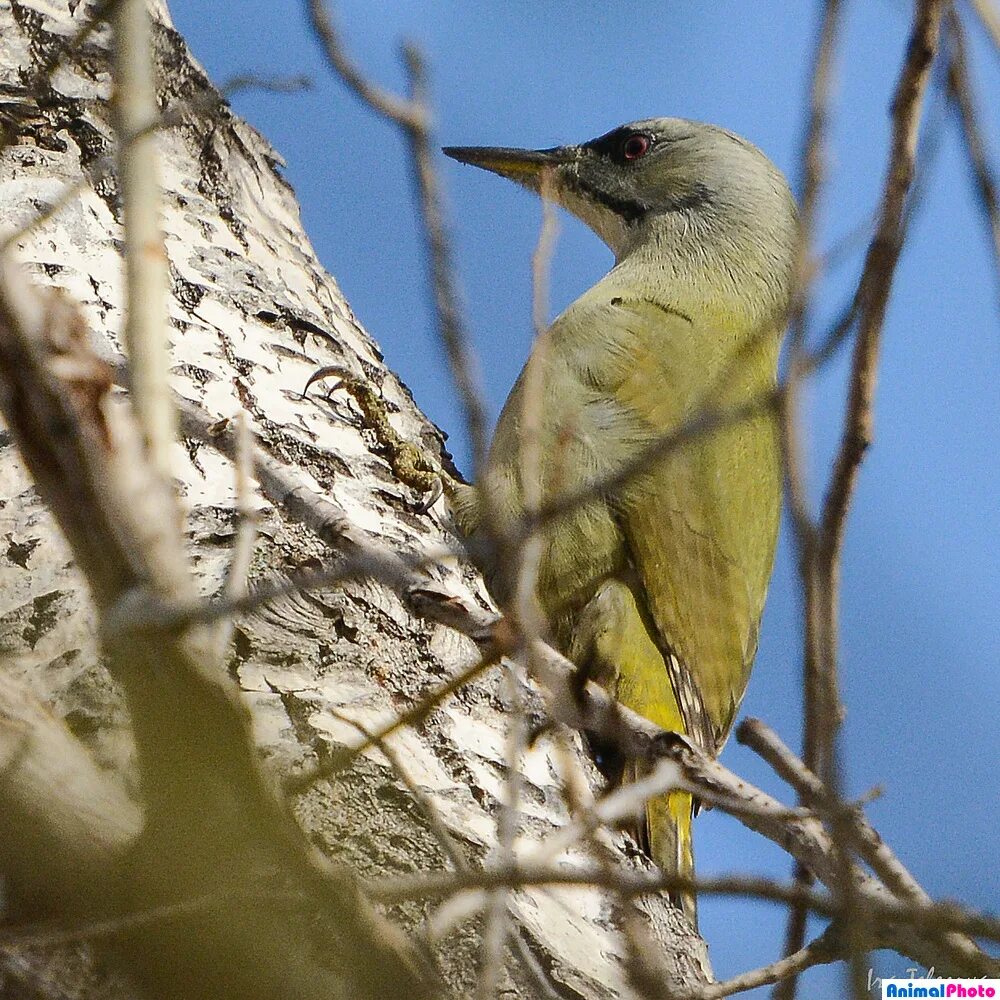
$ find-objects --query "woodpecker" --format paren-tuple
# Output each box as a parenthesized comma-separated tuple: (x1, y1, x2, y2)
(445, 119, 796, 923)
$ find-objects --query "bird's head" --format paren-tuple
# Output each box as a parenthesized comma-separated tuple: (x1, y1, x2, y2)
(444, 117, 797, 267)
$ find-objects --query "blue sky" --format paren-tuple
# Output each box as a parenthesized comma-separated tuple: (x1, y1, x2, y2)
(170, 2, 1000, 994)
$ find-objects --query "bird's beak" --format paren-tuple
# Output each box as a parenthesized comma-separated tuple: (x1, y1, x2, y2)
(442, 144, 578, 193)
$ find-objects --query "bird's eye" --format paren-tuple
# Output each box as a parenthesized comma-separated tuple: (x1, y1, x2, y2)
(621, 133, 651, 161)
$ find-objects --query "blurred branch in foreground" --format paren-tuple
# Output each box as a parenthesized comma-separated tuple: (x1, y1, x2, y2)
(946, 7, 1000, 312)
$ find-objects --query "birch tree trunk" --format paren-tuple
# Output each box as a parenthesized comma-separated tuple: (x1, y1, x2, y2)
(0, 2, 710, 997)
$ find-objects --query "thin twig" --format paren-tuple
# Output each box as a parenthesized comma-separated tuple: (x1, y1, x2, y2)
(513, 170, 559, 631)
(739, 719, 985, 971)
(969, 0, 1000, 51)
(772, 870, 813, 1000)
(476, 666, 523, 1000)
(818, 0, 946, 628)
(305, 1, 490, 476)
(304, 0, 420, 126)
(800, 72, 945, 379)
(739, 720, 924, 902)
(366, 864, 1000, 947)
(401, 43, 490, 477)
(783, 0, 844, 554)
(680, 932, 840, 1000)
(476, 181, 559, 1000)
(818, 210, 877, 273)
(946, 7, 1000, 311)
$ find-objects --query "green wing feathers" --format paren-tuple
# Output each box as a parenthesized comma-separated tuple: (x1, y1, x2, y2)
(463, 290, 782, 922)
(568, 294, 782, 750)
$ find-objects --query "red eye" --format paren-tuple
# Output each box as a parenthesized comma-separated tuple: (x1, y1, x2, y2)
(622, 134, 651, 161)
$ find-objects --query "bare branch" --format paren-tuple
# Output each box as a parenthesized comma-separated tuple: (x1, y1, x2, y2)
(112, 0, 177, 492)
(476, 666, 525, 1000)
(782, 30, 846, 959)
(739, 723, 928, 903)
(513, 171, 559, 633)
(304, 0, 421, 126)
(680, 932, 840, 1000)
(401, 43, 491, 477)
(741, 719, 986, 973)
(781, 0, 844, 575)
(306, 0, 490, 476)
(819, 0, 946, 583)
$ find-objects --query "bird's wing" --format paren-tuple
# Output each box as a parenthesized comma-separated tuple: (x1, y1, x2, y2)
(559, 294, 781, 753)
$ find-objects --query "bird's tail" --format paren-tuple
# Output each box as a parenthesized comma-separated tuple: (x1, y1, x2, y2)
(570, 578, 700, 926)
(625, 760, 696, 926)
(647, 785, 696, 926)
